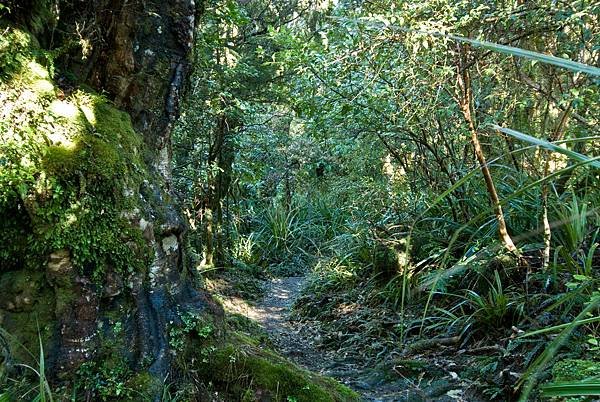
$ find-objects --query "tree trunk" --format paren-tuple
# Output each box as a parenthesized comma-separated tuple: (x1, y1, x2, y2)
(456, 46, 517, 253)
(203, 113, 235, 268)
(0, 0, 222, 393)
(542, 108, 571, 272)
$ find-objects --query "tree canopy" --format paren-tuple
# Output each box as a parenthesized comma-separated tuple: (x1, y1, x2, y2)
(1, 0, 599, 400)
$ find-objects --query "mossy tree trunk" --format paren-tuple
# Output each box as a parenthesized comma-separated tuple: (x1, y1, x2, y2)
(0, 0, 222, 393)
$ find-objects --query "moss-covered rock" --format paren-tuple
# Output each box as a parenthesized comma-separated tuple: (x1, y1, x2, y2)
(192, 333, 359, 402)
(0, 268, 55, 361)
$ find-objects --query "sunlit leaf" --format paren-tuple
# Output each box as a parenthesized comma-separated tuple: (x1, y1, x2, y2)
(491, 124, 600, 169)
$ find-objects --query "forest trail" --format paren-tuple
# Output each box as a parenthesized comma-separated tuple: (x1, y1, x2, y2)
(245, 276, 329, 370)
(221, 275, 468, 402)
(220, 276, 332, 373)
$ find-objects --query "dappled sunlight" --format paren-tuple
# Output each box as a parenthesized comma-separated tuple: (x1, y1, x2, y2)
(1, 29, 147, 287)
(26, 60, 49, 79)
(1, 0, 599, 400)
(30, 78, 54, 95)
(79, 103, 96, 125)
(174, 0, 599, 399)
(49, 99, 78, 120)
(333, 302, 359, 317)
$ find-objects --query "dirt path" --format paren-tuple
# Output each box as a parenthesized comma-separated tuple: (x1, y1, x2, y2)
(251, 277, 381, 399)
(220, 276, 469, 402)
(220, 276, 329, 370)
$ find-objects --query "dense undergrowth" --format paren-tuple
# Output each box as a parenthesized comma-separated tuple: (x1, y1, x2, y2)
(0, 20, 358, 402)
(1, 0, 599, 401)
(173, 1, 600, 397)
(198, 175, 598, 399)
(184, 104, 599, 398)
(214, 176, 599, 400)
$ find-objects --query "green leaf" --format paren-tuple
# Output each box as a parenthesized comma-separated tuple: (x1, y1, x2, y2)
(446, 34, 600, 76)
(491, 124, 600, 169)
(518, 296, 600, 401)
(518, 316, 600, 338)
(367, 23, 600, 76)
(541, 381, 600, 397)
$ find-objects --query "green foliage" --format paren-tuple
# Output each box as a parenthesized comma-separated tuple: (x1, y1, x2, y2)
(518, 293, 600, 401)
(552, 359, 600, 383)
(494, 125, 600, 169)
(255, 200, 309, 263)
(433, 32, 600, 77)
(541, 360, 600, 398)
(0, 0, 59, 37)
(463, 271, 522, 331)
(169, 311, 215, 352)
(372, 243, 400, 280)
(0, 27, 149, 280)
(169, 0, 599, 400)
(0, 203, 31, 269)
(0, 26, 35, 78)
(76, 358, 138, 401)
(0, 325, 54, 402)
(541, 381, 600, 398)
(553, 195, 597, 257)
(230, 232, 261, 267)
(36, 329, 52, 402)
(68, 319, 157, 401)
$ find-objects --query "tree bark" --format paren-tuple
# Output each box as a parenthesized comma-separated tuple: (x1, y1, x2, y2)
(1, 0, 223, 390)
(203, 112, 235, 268)
(456, 46, 517, 253)
(541, 107, 571, 271)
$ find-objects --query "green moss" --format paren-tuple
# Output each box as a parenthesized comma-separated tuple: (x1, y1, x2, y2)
(93, 101, 138, 141)
(76, 356, 138, 401)
(1, 0, 58, 38)
(0, 269, 55, 363)
(126, 372, 159, 399)
(179, 306, 357, 401)
(170, 310, 218, 353)
(0, 26, 35, 78)
(0, 26, 150, 280)
(42, 90, 144, 186)
(195, 336, 359, 402)
(71, 316, 155, 401)
(552, 359, 600, 382)
(53, 285, 75, 316)
(43, 145, 79, 175)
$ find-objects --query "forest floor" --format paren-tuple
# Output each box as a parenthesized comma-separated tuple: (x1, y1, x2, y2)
(210, 271, 486, 402)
